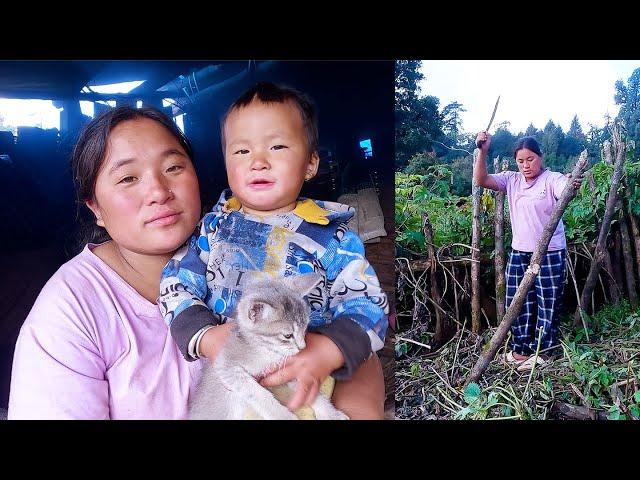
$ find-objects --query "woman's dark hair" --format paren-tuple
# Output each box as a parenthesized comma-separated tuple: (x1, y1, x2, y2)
(220, 81, 319, 154)
(513, 136, 543, 159)
(71, 105, 193, 247)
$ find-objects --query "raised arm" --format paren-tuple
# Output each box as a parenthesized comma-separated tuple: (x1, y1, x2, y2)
(473, 131, 500, 191)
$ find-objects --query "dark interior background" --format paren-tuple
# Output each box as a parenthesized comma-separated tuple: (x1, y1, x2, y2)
(0, 60, 396, 413)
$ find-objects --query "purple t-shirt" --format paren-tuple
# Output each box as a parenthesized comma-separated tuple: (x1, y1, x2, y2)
(8, 244, 205, 419)
(490, 169, 569, 252)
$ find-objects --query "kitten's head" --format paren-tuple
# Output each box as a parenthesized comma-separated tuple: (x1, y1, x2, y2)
(235, 273, 321, 356)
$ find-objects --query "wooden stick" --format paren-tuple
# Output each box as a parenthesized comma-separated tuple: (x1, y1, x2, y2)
(602, 248, 621, 304)
(620, 214, 638, 308)
(551, 401, 608, 420)
(574, 133, 626, 325)
(465, 151, 589, 385)
(396, 336, 432, 350)
(423, 212, 446, 342)
(471, 149, 482, 333)
(453, 265, 460, 324)
(613, 229, 626, 291)
(494, 156, 507, 324)
(623, 179, 640, 291)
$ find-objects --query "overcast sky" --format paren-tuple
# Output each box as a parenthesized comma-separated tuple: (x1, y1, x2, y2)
(419, 60, 640, 135)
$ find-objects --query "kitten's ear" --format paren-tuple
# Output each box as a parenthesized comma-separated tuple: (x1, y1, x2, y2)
(282, 273, 321, 297)
(247, 301, 272, 323)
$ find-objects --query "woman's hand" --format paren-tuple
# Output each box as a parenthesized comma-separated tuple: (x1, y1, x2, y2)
(258, 332, 344, 412)
(476, 131, 491, 151)
(566, 173, 583, 190)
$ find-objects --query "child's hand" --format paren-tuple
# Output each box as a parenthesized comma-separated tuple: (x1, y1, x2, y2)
(199, 322, 233, 361)
(258, 332, 344, 411)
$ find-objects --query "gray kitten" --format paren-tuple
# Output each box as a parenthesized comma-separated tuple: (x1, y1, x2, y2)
(188, 273, 349, 420)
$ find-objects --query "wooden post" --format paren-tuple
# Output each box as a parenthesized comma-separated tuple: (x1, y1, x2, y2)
(608, 134, 638, 308)
(574, 131, 626, 325)
(620, 216, 638, 308)
(466, 151, 589, 385)
(422, 212, 445, 342)
(471, 149, 482, 333)
(596, 140, 621, 304)
(623, 180, 640, 293)
(493, 156, 507, 324)
(603, 251, 621, 305)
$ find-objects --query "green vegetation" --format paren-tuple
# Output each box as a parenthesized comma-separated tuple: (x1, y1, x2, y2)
(395, 60, 640, 419)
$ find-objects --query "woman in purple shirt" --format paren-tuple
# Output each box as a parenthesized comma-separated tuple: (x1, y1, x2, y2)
(8, 106, 385, 419)
(474, 132, 581, 371)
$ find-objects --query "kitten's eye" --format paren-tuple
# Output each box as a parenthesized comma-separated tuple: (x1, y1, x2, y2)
(283, 333, 293, 339)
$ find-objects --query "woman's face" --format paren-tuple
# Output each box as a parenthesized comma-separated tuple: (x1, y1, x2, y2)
(86, 117, 201, 257)
(515, 147, 543, 181)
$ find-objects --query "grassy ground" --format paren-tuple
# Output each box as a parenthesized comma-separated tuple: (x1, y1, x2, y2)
(396, 301, 640, 420)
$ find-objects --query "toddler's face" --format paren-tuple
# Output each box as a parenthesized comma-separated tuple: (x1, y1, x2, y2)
(223, 99, 318, 216)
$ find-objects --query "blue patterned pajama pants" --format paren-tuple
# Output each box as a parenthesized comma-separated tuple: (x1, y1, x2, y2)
(505, 249, 567, 356)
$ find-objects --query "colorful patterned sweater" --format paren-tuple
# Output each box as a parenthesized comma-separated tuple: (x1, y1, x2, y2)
(159, 189, 389, 379)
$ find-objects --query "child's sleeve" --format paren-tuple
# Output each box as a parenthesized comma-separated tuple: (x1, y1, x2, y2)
(315, 226, 389, 379)
(158, 213, 221, 361)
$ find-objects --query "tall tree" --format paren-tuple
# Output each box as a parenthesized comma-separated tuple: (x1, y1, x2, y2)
(488, 126, 517, 164)
(561, 115, 587, 157)
(541, 120, 566, 171)
(441, 101, 466, 141)
(585, 123, 608, 161)
(525, 123, 541, 139)
(541, 120, 564, 157)
(395, 60, 443, 169)
(615, 68, 640, 147)
(568, 115, 586, 140)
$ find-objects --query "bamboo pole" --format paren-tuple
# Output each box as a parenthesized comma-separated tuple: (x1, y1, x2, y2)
(466, 151, 589, 385)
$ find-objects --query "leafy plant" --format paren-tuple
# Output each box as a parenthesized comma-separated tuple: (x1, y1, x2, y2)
(454, 383, 500, 420)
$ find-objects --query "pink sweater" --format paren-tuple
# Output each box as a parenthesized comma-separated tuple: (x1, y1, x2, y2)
(8, 244, 205, 419)
(490, 169, 569, 252)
